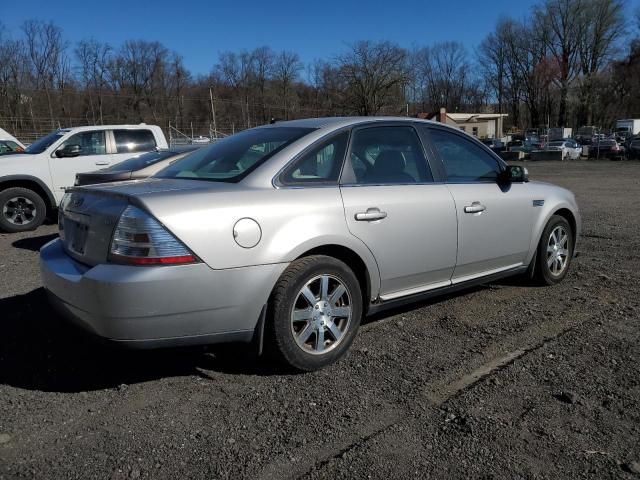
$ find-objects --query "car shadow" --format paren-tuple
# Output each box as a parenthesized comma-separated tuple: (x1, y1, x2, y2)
(0, 280, 523, 393)
(12, 233, 58, 252)
(0, 288, 289, 393)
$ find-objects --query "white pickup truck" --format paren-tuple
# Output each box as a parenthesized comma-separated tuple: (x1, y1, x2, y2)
(0, 124, 168, 232)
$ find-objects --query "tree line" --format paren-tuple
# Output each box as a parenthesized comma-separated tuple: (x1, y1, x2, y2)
(0, 0, 639, 141)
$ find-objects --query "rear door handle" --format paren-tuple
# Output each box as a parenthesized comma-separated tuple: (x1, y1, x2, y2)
(355, 208, 387, 221)
(94, 161, 109, 166)
(464, 202, 486, 214)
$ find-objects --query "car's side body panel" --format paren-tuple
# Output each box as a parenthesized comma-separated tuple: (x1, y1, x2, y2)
(447, 182, 534, 280)
(340, 183, 457, 297)
(134, 185, 383, 298)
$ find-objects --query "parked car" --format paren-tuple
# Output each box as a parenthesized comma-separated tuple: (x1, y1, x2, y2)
(481, 138, 505, 154)
(0, 127, 26, 153)
(591, 137, 625, 160)
(508, 138, 540, 156)
(75, 146, 200, 186)
(0, 124, 168, 232)
(575, 126, 598, 145)
(627, 136, 640, 159)
(41, 117, 580, 372)
(546, 139, 582, 160)
(0, 140, 24, 156)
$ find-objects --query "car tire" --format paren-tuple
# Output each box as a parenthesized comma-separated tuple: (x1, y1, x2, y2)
(267, 255, 362, 372)
(0, 187, 47, 233)
(532, 215, 574, 286)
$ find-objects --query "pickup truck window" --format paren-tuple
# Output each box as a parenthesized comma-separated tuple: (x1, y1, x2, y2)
(60, 131, 107, 156)
(114, 129, 156, 153)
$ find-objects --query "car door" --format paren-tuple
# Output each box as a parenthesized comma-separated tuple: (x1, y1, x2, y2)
(110, 129, 158, 167)
(49, 130, 110, 202)
(340, 124, 458, 299)
(424, 126, 533, 283)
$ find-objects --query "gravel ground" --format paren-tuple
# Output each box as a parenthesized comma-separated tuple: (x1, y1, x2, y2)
(1, 160, 639, 479)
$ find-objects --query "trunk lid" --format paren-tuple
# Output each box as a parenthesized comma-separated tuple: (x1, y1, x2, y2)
(59, 179, 238, 266)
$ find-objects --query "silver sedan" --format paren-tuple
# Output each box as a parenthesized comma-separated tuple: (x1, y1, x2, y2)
(40, 117, 580, 371)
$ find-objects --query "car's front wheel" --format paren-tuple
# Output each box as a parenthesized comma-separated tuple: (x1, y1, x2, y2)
(268, 255, 362, 371)
(0, 187, 47, 233)
(533, 215, 574, 285)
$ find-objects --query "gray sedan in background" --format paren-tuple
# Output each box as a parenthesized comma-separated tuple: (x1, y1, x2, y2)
(40, 117, 580, 371)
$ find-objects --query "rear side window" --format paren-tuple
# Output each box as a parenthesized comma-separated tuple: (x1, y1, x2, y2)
(280, 132, 348, 185)
(346, 126, 433, 185)
(428, 129, 502, 182)
(113, 129, 157, 153)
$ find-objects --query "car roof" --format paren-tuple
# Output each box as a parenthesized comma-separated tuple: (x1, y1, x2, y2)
(263, 116, 443, 131)
(55, 124, 163, 133)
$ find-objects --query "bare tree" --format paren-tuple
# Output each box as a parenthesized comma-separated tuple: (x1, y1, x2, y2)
(535, 0, 584, 126)
(337, 41, 407, 115)
(75, 39, 112, 123)
(273, 51, 302, 119)
(576, 0, 625, 125)
(251, 46, 274, 122)
(22, 20, 69, 122)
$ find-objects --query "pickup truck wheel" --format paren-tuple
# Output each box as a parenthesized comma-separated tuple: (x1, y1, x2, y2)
(0, 187, 47, 233)
(533, 215, 573, 285)
(268, 255, 362, 372)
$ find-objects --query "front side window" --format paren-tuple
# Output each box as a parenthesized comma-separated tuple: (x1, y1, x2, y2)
(428, 128, 502, 182)
(280, 132, 348, 185)
(157, 127, 314, 183)
(113, 129, 157, 154)
(59, 131, 107, 156)
(346, 126, 432, 185)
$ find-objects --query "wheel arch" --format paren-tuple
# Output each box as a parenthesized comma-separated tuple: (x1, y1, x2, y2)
(0, 175, 57, 215)
(295, 244, 375, 314)
(552, 207, 577, 245)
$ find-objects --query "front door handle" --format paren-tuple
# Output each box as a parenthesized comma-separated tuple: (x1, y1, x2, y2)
(464, 202, 486, 214)
(95, 161, 109, 166)
(355, 208, 387, 221)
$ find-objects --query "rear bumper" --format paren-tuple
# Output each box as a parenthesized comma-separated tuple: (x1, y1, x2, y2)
(40, 239, 287, 347)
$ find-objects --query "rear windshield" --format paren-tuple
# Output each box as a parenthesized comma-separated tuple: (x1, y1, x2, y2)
(105, 150, 192, 172)
(157, 127, 314, 182)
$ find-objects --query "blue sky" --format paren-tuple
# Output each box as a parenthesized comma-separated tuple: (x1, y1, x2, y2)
(2, 0, 639, 76)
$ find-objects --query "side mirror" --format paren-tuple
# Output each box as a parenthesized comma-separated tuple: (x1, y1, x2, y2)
(55, 144, 82, 158)
(506, 165, 529, 183)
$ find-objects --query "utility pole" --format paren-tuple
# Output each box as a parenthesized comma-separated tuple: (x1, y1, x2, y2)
(209, 86, 218, 139)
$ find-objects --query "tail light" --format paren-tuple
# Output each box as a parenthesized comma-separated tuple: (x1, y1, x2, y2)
(612, 144, 620, 152)
(109, 205, 199, 266)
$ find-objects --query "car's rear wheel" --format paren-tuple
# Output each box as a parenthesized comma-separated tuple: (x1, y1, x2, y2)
(533, 215, 574, 285)
(0, 187, 47, 233)
(268, 255, 362, 371)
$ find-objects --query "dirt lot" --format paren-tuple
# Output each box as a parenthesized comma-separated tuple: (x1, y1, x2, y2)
(1, 160, 639, 479)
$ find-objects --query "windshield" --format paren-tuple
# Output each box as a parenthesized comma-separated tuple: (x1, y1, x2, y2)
(157, 127, 314, 182)
(104, 150, 180, 172)
(25, 130, 66, 154)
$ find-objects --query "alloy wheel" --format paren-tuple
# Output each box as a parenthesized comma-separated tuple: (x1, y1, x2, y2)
(290, 274, 352, 355)
(546, 225, 569, 276)
(2, 196, 37, 226)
